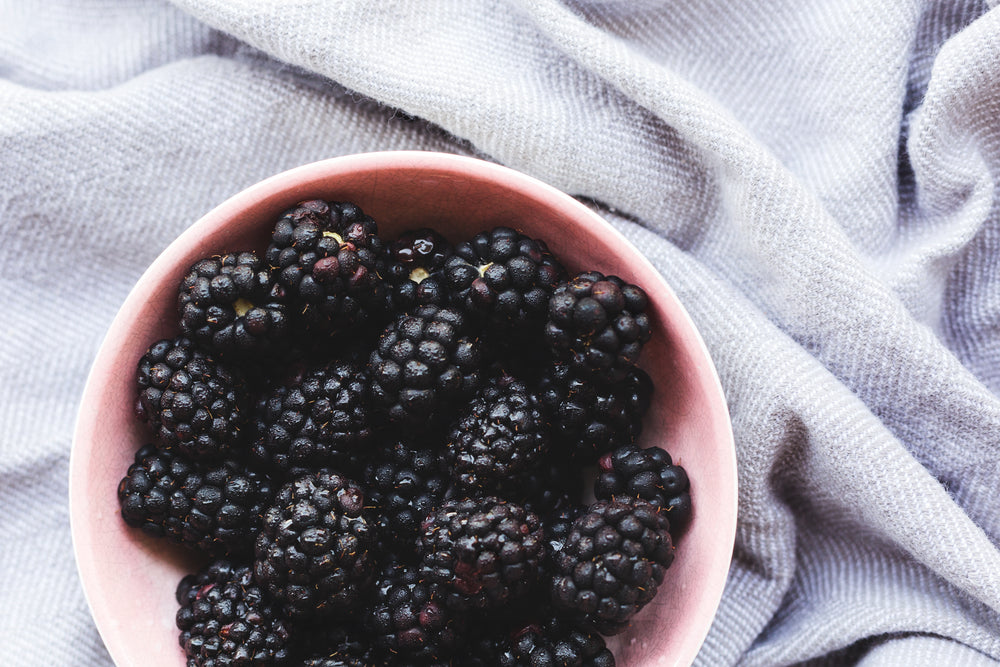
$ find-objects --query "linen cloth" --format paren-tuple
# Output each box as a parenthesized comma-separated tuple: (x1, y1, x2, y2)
(3, 0, 1000, 664)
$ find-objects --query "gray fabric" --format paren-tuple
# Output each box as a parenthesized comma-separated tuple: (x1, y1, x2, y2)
(2, 0, 1000, 664)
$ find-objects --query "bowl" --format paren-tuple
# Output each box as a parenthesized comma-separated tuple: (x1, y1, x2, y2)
(70, 150, 736, 666)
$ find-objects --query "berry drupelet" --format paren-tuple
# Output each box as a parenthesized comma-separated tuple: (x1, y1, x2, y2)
(383, 227, 454, 312)
(177, 251, 289, 358)
(265, 199, 389, 334)
(550, 498, 674, 635)
(135, 336, 246, 460)
(545, 272, 651, 384)
(175, 560, 293, 667)
(445, 371, 550, 494)
(117, 443, 272, 557)
(444, 226, 565, 338)
(417, 496, 546, 612)
(254, 470, 376, 620)
(368, 304, 483, 426)
(544, 503, 586, 569)
(594, 443, 692, 537)
(250, 360, 373, 476)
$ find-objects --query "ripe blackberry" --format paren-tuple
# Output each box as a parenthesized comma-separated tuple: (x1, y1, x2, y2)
(545, 272, 651, 383)
(368, 305, 483, 426)
(117, 443, 272, 556)
(550, 498, 673, 635)
(367, 563, 464, 664)
(445, 371, 549, 494)
(497, 617, 615, 667)
(364, 440, 450, 550)
(265, 199, 388, 333)
(251, 360, 373, 475)
(594, 444, 692, 536)
(177, 251, 289, 357)
(135, 336, 246, 460)
(384, 227, 453, 312)
(536, 362, 652, 462)
(175, 560, 293, 667)
(254, 470, 376, 620)
(444, 226, 565, 337)
(417, 497, 545, 611)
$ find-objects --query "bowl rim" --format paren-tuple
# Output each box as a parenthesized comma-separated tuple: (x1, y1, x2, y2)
(69, 149, 737, 667)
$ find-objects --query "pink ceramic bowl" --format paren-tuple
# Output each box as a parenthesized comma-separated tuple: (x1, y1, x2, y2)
(70, 151, 736, 667)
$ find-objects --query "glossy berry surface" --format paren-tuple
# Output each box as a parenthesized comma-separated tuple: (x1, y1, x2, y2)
(545, 272, 651, 384)
(417, 497, 546, 611)
(368, 304, 483, 425)
(178, 251, 289, 357)
(253, 470, 376, 620)
(134, 336, 245, 460)
(446, 371, 549, 494)
(595, 443, 692, 536)
(176, 560, 292, 666)
(550, 498, 673, 635)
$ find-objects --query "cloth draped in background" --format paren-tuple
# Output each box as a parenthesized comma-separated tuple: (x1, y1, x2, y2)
(3, 0, 1000, 664)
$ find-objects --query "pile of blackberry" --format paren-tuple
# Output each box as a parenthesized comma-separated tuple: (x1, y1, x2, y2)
(116, 199, 693, 666)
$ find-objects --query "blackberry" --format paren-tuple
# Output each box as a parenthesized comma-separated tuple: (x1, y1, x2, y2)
(544, 272, 651, 383)
(177, 251, 289, 357)
(497, 617, 615, 667)
(135, 336, 246, 460)
(175, 560, 293, 667)
(445, 371, 549, 494)
(265, 199, 388, 333)
(444, 226, 565, 337)
(417, 497, 545, 611)
(594, 444, 691, 536)
(550, 498, 673, 635)
(251, 360, 373, 475)
(537, 362, 652, 462)
(117, 443, 272, 556)
(254, 470, 376, 620)
(364, 440, 450, 551)
(368, 305, 483, 426)
(367, 563, 464, 664)
(384, 227, 453, 312)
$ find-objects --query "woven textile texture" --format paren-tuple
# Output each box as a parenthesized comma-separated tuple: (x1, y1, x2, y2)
(3, 0, 1000, 664)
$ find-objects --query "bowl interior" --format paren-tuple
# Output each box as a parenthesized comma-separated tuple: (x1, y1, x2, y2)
(70, 151, 736, 667)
